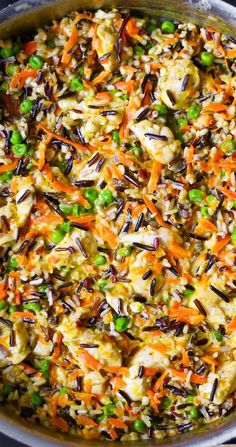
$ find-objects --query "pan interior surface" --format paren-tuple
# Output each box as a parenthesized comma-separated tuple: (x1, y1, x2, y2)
(0, 1, 236, 447)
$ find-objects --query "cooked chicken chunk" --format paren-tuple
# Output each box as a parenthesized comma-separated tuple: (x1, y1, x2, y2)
(131, 119, 181, 164)
(0, 320, 29, 367)
(159, 59, 200, 109)
(199, 362, 236, 405)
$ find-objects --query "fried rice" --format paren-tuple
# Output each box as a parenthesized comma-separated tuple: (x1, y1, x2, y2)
(0, 8, 236, 441)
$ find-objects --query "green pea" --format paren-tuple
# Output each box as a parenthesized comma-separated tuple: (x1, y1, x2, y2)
(190, 406, 200, 419)
(6, 64, 17, 76)
(213, 331, 223, 342)
(20, 99, 33, 114)
(38, 359, 50, 378)
(188, 189, 203, 203)
(161, 20, 176, 34)
(112, 130, 120, 145)
(59, 222, 71, 233)
(154, 104, 167, 115)
(206, 194, 215, 204)
(200, 51, 214, 66)
(115, 316, 129, 332)
(28, 148, 35, 156)
(47, 40, 56, 48)
(0, 81, 8, 94)
(187, 103, 201, 120)
(38, 284, 47, 293)
(147, 22, 157, 34)
(221, 139, 235, 154)
(12, 143, 28, 157)
(200, 206, 209, 217)
(178, 118, 188, 128)
(134, 419, 147, 433)
(134, 45, 145, 56)
(122, 92, 129, 100)
(98, 279, 109, 291)
(145, 42, 153, 51)
(23, 302, 42, 312)
(84, 187, 98, 205)
(29, 55, 44, 69)
(97, 189, 113, 207)
(59, 387, 68, 396)
(231, 230, 236, 243)
(51, 228, 65, 244)
(8, 305, 18, 314)
(116, 246, 132, 260)
(0, 47, 14, 58)
(186, 395, 194, 403)
(7, 257, 17, 271)
(95, 255, 106, 266)
(12, 43, 21, 55)
(72, 204, 85, 216)
(59, 203, 73, 215)
(77, 65, 84, 77)
(26, 162, 33, 170)
(183, 287, 195, 298)
(0, 171, 13, 183)
(70, 77, 84, 91)
(130, 146, 142, 157)
(161, 397, 171, 409)
(0, 301, 6, 310)
(2, 384, 13, 398)
(10, 130, 22, 145)
(103, 403, 116, 417)
(31, 392, 43, 408)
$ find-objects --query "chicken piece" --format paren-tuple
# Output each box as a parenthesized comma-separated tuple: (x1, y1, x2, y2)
(45, 228, 97, 272)
(199, 362, 236, 405)
(131, 119, 181, 164)
(129, 251, 164, 298)
(122, 366, 149, 401)
(188, 281, 226, 327)
(129, 344, 170, 369)
(96, 21, 118, 71)
(58, 96, 79, 111)
(0, 320, 29, 367)
(14, 176, 35, 226)
(159, 59, 200, 110)
(84, 371, 107, 394)
(121, 228, 181, 248)
(32, 338, 53, 357)
(58, 316, 122, 370)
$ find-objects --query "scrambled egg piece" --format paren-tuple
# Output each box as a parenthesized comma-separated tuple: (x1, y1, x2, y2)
(0, 320, 29, 367)
(131, 119, 181, 164)
(159, 59, 200, 109)
(58, 316, 122, 369)
(199, 362, 236, 405)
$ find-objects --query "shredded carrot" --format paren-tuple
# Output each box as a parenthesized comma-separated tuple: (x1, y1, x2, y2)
(61, 27, 78, 65)
(12, 311, 36, 319)
(95, 92, 112, 101)
(211, 234, 230, 254)
(0, 161, 18, 173)
(95, 221, 118, 249)
(23, 41, 37, 55)
(0, 283, 7, 301)
(148, 343, 168, 355)
(168, 240, 191, 259)
(80, 349, 101, 371)
(52, 416, 69, 432)
(115, 80, 135, 95)
(219, 186, 236, 200)
(227, 316, 236, 332)
(169, 301, 204, 325)
(108, 418, 127, 429)
(182, 350, 191, 367)
(126, 17, 140, 37)
(147, 161, 162, 193)
(168, 368, 207, 384)
(77, 415, 97, 427)
(225, 48, 236, 59)
(37, 124, 94, 152)
(153, 370, 168, 392)
(9, 69, 38, 89)
(143, 194, 169, 228)
(204, 103, 228, 113)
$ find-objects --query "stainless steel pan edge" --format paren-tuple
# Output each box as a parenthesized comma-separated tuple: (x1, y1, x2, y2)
(0, 0, 236, 445)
